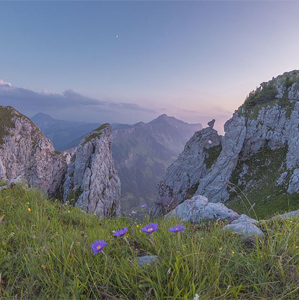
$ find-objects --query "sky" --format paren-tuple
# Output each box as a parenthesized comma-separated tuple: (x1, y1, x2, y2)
(1, 1, 299, 133)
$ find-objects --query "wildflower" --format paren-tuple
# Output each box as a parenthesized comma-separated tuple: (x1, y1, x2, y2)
(141, 204, 147, 208)
(91, 240, 108, 255)
(136, 225, 140, 228)
(113, 227, 128, 237)
(193, 294, 200, 300)
(232, 251, 235, 255)
(27, 208, 31, 213)
(26, 202, 29, 205)
(296, 245, 299, 249)
(169, 224, 185, 233)
(142, 223, 158, 234)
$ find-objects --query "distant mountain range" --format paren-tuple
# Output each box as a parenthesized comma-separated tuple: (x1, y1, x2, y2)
(31, 113, 101, 150)
(31, 113, 128, 150)
(111, 114, 202, 212)
(31, 113, 202, 212)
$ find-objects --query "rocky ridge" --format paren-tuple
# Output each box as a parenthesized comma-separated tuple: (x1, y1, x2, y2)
(63, 124, 121, 216)
(0, 106, 120, 216)
(0, 106, 68, 196)
(153, 70, 299, 218)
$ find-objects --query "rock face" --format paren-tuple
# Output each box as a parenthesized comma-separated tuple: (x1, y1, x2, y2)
(153, 70, 299, 217)
(151, 122, 221, 216)
(63, 124, 121, 216)
(0, 106, 68, 196)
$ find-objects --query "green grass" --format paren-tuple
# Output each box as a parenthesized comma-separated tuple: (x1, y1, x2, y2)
(0, 180, 7, 187)
(204, 144, 222, 169)
(83, 123, 109, 145)
(2, 185, 299, 299)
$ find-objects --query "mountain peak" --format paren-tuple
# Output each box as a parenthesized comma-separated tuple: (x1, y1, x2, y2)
(32, 112, 55, 121)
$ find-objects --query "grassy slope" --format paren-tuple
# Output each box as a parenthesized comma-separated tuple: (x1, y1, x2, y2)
(2, 186, 299, 299)
(226, 146, 299, 219)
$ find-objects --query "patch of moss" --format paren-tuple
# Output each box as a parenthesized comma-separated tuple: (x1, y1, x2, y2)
(204, 144, 222, 169)
(0, 106, 16, 145)
(83, 123, 109, 145)
(244, 82, 278, 108)
(226, 146, 296, 219)
(185, 182, 199, 199)
(0, 179, 7, 187)
(67, 188, 82, 206)
(285, 101, 296, 119)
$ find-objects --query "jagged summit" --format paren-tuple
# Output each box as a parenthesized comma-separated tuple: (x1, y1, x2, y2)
(150, 114, 201, 127)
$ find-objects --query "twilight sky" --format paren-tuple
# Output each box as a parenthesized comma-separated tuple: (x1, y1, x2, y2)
(1, 1, 299, 133)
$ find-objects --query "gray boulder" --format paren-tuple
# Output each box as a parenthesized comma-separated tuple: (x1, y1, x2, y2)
(223, 222, 264, 239)
(165, 195, 239, 222)
(276, 172, 288, 186)
(231, 214, 257, 224)
(271, 209, 299, 220)
(137, 255, 159, 268)
(287, 169, 299, 193)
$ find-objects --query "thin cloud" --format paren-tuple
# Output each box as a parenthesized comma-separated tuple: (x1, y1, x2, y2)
(0, 79, 12, 87)
(0, 83, 158, 124)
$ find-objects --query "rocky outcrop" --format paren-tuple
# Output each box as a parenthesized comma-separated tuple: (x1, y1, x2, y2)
(153, 70, 299, 217)
(0, 106, 68, 196)
(63, 124, 121, 217)
(0, 106, 121, 217)
(152, 121, 221, 216)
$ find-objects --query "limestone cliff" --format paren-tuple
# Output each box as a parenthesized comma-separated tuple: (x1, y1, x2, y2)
(63, 124, 121, 216)
(151, 120, 221, 216)
(0, 106, 121, 217)
(0, 106, 67, 195)
(153, 70, 299, 218)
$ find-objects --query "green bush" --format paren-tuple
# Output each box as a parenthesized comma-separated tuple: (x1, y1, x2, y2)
(244, 84, 278, 108)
